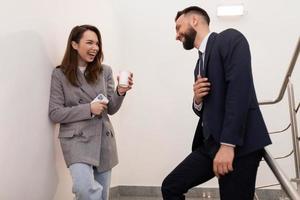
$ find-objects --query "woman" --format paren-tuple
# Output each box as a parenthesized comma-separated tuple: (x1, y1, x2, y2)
(49, 25, 133, 200)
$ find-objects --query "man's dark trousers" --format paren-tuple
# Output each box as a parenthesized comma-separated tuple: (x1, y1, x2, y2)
(161, 137, 264, 200)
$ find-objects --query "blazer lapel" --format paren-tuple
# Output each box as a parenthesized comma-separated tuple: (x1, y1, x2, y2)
(204, 32, 218, 76)
(94, 70, 106, 96)
(77, 69, 98, 100)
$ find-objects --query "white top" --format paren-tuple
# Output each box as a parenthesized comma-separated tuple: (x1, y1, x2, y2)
(198, 32, 212, 64)
(79, 66, 87, 73)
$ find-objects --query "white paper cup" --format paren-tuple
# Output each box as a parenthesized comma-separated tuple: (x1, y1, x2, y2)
(119, 70, 130, 88)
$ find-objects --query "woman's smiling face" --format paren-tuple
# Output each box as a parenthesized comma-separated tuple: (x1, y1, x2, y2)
(72, 30, 99, 66)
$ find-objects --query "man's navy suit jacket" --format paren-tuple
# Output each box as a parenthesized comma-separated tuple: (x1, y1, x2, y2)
(192, 29, 271, 156)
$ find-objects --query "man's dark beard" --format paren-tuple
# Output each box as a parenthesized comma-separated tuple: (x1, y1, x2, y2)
(182, 26, 197, 50)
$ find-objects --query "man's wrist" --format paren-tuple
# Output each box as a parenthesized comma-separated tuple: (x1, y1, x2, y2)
(194, 97, 202, 105)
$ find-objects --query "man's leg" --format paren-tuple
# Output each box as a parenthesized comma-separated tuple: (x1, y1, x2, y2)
(218, 149, 264, 200)
(161, 148, 215, 200)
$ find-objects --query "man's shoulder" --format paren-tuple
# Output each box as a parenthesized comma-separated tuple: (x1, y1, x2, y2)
(216, 28, 247, 45)
(218, 28, 243, 38)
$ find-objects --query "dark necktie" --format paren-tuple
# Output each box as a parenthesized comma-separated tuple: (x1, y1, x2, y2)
(194, 51, 204, 81)
(198, 50, 205, 77)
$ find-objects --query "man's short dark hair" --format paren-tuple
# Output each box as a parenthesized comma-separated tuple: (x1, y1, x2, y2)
(175, 6, 210, 25)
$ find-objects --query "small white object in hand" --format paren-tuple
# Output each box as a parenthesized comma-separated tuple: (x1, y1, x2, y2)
(91, 94, 109, 118)
(92, 94, 109, 104)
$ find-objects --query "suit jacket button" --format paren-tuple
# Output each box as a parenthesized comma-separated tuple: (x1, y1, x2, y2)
(106, 132, 110, 136)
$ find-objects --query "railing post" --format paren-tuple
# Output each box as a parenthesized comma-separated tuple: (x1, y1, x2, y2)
(287, 78, 300, 193)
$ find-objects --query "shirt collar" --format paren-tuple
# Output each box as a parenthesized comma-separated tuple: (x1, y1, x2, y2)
(198, 32, 212, 54)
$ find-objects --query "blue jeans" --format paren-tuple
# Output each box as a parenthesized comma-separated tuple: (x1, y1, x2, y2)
(69, 163, 111, 200)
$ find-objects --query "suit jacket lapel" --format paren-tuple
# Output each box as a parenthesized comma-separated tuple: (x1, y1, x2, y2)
(94, 70, 105, 96)
(77, 69, 98, 100)
(204, 32, 218, 76)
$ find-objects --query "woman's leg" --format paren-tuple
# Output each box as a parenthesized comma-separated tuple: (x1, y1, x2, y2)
(69, 163, 103, 200)
(94, 169, 112, 200)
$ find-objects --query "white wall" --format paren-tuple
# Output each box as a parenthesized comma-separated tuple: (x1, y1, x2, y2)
(0, 0, 299, 199)
(0, 1, 57, 199)
(0, 0, 120, 199)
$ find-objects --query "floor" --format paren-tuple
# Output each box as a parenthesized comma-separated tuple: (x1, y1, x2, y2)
(110, 197, 218, 200)
(110, 195, 288, 200)
(109, 187, 287, 200)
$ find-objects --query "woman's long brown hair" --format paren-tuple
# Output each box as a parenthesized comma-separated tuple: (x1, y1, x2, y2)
(60, 25, 104, 86)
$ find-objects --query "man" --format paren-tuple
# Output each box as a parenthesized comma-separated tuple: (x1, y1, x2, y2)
(161, 6, 271, 200)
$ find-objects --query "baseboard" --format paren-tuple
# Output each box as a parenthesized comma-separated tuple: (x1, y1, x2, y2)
(110, 185, 287, 199)
(109, 186, 120, 198)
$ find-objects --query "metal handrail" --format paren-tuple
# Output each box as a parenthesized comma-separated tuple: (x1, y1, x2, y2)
(259, 37, 300, 105)
(287, 80, 300, 185)
(257, 38, 300, 199)
(263, 149, 300, 199)
(269, 102, 299, 134)
(269, 123, 291, 134)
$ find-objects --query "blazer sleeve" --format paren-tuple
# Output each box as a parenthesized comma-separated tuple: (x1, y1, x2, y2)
(48, 69, 93, 123)
(219, 31, 252, 146)
(105, 66, 125, 115)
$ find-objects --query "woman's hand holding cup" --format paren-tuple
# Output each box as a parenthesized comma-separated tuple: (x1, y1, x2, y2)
(117, 70, 133, 95)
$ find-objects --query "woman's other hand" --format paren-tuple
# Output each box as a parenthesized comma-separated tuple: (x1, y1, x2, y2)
(90, 102, 108, 115)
